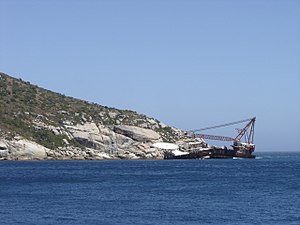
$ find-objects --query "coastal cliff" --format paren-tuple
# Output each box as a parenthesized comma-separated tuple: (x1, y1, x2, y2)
(0, 72, 183, 160)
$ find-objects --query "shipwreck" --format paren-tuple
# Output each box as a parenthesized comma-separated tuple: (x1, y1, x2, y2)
(162, 117, 256, 160)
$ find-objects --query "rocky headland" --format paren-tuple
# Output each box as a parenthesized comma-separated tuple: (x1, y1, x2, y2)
(0, 72, 185, 160)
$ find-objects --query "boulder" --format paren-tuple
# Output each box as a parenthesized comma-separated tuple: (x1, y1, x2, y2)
(113, 125, 161, 142)
(52, 128, 61, 135)
(108, 112, 118, 119)
(6, 139, 48, 160)
(65, 123, 105, 149)
(114, 133, 135, 149)
(0, 140, 7, 150)
(0, 150, 8, 158)
(159, 122, 167, 128)
(0, 141, 8, 158)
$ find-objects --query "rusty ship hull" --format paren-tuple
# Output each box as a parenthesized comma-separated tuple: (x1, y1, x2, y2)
(164, 147, 255, 160)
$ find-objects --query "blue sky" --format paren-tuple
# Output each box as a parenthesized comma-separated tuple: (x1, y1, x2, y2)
(1, 0, 299, 151)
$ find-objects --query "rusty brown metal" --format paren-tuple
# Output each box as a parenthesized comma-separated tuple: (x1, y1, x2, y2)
(234, 117, 256, 143)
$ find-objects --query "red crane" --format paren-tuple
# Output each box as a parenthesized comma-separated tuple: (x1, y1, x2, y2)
(188, 117, 256, 144)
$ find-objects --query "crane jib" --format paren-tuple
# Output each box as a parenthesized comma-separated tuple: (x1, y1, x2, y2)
(188, 117, 256, 144)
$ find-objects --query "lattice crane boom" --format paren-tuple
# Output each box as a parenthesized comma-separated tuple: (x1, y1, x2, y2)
(188, 117, 256, 144)
(235, 117, 256, 144)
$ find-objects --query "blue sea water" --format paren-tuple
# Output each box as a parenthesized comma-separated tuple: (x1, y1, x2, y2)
(0, 152, 299, 225)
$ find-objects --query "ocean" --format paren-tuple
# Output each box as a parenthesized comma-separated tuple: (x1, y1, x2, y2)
(0, 152, 299, 225)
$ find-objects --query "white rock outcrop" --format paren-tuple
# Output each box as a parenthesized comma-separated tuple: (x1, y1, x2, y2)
(113, 125, 161, 142)
(0, 122, 167, 160)
(0, 141, 7, 150)
(1, 139, 48, 160)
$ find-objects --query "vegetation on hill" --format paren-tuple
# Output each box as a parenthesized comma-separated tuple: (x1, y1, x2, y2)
(0, 72, 178, 148)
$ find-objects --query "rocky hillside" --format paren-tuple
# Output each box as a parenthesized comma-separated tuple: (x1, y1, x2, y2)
(0, 72, 182, 160)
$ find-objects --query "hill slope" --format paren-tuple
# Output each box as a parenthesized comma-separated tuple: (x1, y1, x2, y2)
(0, 72, 181, 160)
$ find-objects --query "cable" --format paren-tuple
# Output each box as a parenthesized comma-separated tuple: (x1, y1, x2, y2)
(188, 118, 252, 133)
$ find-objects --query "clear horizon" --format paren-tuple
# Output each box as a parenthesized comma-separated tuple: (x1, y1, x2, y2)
(1, 0, 299, 152)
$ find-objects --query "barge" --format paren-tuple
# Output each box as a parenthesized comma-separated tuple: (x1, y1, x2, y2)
(164, 142, 255, 160)
(163, 117, 256, 160)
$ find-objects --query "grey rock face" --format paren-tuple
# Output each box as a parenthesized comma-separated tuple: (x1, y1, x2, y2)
(1, 139, 48, 160)
(0, 141, 8, 158)
(113, 125, 161, 142)
(0, 141, 7, 150)
(0, 120, 170, 160)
